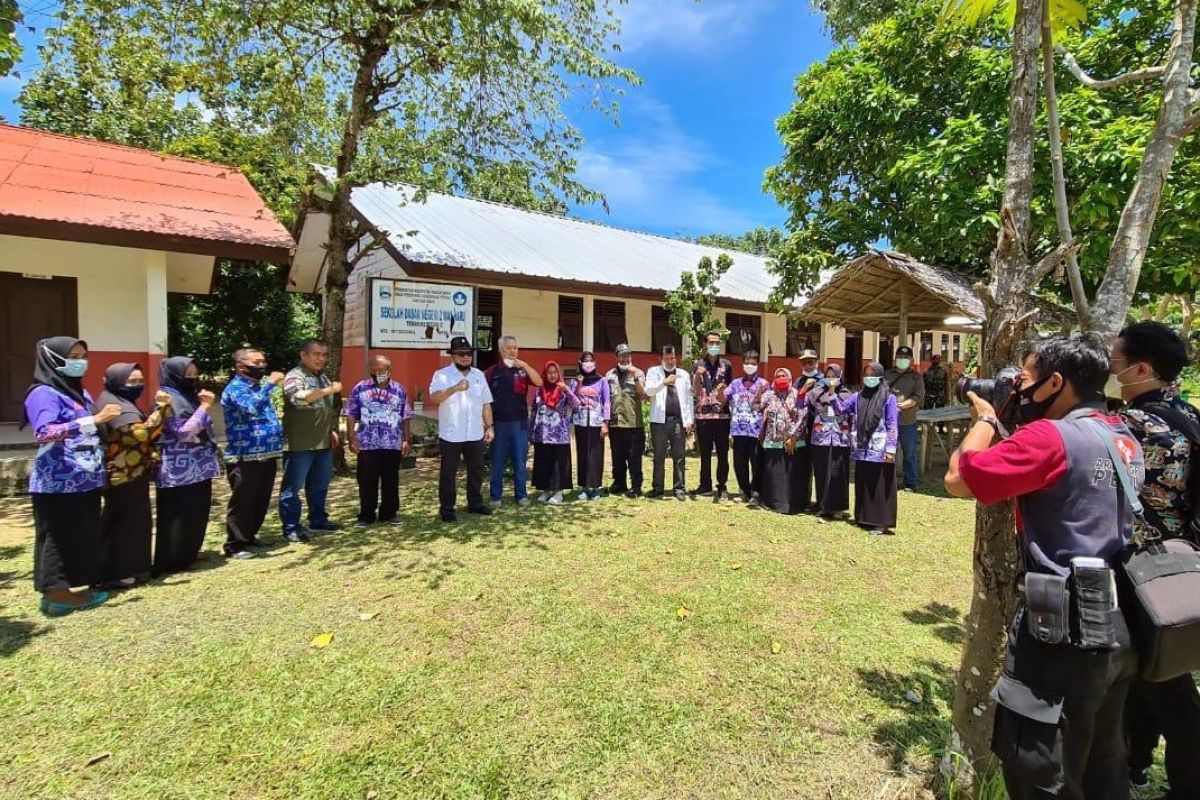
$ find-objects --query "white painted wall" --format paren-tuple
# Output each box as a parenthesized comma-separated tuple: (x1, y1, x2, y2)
(0, 234, 170, 353)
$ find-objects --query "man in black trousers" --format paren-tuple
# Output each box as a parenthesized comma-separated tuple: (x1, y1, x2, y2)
(428, 336, 495, 522)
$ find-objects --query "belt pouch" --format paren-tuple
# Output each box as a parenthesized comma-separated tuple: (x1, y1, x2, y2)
(1025, 573, 1070, 645)
(1071, 565, 1118, 649)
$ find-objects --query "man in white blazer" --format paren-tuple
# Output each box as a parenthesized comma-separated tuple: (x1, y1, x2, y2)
(644, 345, 694, 500)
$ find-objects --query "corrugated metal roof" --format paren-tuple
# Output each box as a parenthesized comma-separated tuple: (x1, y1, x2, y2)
(0, 123, 295, 262)
(337, 177, 782, 305)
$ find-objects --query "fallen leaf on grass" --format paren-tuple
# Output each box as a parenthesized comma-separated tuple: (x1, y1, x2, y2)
(85, 752, 111, 767)
(730, 562, 744, 571)
(376, 593, 394, 602)
(768, 538, 780, 544)
(904, 690, 924, 704)
(676, 605, 692, 620)
(771, 641, 783, 655)
(358, 611, 380, 621)
(664, 548, 673, 554)
(366, 791, 379, 799)
(311, 632, 334, 648)
(409, 764, 424, 777)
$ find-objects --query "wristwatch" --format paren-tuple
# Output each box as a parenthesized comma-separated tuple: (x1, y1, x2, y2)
(977, 415, 1002, 435)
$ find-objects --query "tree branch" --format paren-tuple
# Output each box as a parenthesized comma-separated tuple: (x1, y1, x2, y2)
(347, 228, 388, 272)
(1057, 48, 1165, 90)
(1183, 109, 1200, 137)
(1031, 240, 1079, 284)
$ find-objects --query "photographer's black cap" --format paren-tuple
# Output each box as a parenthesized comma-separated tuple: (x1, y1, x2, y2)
(446, 336, 474, 353)
(896, 345, 914, 357)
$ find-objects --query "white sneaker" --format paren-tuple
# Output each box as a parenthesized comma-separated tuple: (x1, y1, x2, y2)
(538, 491, 552, 503)
(491, 499, 502, 509)
(549, 492, 564, 505)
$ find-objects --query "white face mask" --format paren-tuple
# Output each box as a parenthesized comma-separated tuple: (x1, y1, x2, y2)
(1104, 364, 1158, 400)
(581, 361, 596, 374)
(803, 368, 819, 378)
(896, 359, 911, 371)
(863, 376, 882, 389)
(744, 364, 758, 376)
(503, 357, 516, 368)
(373, 372, 390, 385)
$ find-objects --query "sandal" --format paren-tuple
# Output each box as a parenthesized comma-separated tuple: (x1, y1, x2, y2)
(39, 590, 110, 618)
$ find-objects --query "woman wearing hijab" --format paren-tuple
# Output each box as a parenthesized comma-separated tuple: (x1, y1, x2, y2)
(22, 337, 123, 616)
(832, 362, 899, 534)
(570, 352, 611, 501)
(96, 363, 172, 587)
(154, 357, 221, 576)
(530, 361, 579, 505)
(807, 363, 854, 520)
(756, 367, 805, 514)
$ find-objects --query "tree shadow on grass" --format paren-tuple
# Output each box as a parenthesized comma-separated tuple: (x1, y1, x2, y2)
(0, 612, 46, 657)
(857, 658, 955, 773)
(903, 601, 966, 645)
(277, 466, 647, 588)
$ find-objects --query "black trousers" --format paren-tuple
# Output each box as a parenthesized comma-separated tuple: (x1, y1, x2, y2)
(225, 458, 278, 554)
(438, 437, 485, 513)
(32, 490, 102, 591)
(651, 418, 687, 494)
(1126, 674, 1200, 794)
(608, 427, 645, 492)
(357, 449, 401, 523)
(155, 480, 212, 576)
(731, 436, 760, 499)
(100, 476, 153, 583)
(993, 607, 1138, 800)
(792, 445, 813, 510)
(695, 419, 730, 492)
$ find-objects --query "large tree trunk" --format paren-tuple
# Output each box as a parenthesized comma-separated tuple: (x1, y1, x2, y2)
(1040, 2, 1088, 316)
(946, 0, 1047, 781)
(1086, 0, 1198, 342)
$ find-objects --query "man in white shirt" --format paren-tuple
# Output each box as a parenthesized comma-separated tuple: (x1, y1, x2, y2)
(644, 345, 695, 501)
(428, 336, 495, 522)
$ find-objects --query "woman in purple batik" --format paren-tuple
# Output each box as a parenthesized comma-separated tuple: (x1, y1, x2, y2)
(531, 361, 578, 505)
(21, 336, 122, 616)
(756, 367, 806, 514)
(570, 352, 611, 500)
(154, 356, 222, 576)
(831, 361, 899, 534)
(806, 363, 854, 521)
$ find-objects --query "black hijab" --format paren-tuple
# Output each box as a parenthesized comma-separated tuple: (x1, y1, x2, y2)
(159, 356, 199, 418)
(20, 336, 91, 428)
(97, 362, 146, 431)
(578, 351, 602, 385)
(857, 361, 890, 438)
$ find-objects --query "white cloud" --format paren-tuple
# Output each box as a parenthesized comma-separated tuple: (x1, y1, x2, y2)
(614, 0, 769, 54)
(574, 96, 765, 236)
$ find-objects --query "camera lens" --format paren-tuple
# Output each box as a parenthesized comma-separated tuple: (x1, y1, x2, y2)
(955, 377, 996, 404)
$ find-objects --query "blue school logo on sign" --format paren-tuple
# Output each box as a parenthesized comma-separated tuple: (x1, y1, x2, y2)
(378, 286, 392, 301)
(452, 291, 468, 306)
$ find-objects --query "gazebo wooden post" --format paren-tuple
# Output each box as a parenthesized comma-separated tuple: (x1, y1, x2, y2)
(898, 282, 909, 350)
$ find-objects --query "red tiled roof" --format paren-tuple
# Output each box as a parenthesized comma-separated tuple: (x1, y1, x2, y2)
(0, 124, 295, 263)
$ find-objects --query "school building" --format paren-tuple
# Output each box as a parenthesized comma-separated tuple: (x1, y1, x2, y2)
(290, 178, 971, 399)
(0, 123, 295, 433)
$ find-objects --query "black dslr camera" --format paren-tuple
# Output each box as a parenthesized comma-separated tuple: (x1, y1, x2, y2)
(955, 366, 1021, 429)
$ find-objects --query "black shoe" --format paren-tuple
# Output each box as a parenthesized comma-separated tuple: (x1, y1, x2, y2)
(646, 490, 665, 499)
(692, 487, 713, 497)
(309, 520, 342, 532)
(246, 539, 270, 549)
(467, 505, 493, 516)
(625, 489, 642, 498)
(608, 485, 628, 495)
(748, 497, 761, 509)
(440, 510, 457, 523)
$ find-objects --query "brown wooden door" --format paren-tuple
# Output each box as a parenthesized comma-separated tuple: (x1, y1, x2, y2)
(0, 272, 78, 423)
(844, 332, 864, 388)
(474, 288, 502, 371)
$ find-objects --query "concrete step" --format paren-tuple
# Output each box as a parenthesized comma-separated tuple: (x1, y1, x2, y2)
(0, 449, 35, 496)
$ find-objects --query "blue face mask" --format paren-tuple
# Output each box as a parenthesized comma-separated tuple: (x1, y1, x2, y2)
(707, 345, 721, 357)
(863, 376, 882, 389)
(56, 359, 88, 378)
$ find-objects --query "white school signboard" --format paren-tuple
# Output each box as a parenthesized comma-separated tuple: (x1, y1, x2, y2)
(368, 278, 474, 349)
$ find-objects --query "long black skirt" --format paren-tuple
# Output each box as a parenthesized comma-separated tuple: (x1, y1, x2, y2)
(760, 447, 800, 514)
(32, 490, 102, 591)
(154, 479, 213, 576)
(100, 476, 153, 584)
(854, 460, 897, 529)
(792, 445, 814, 511)
(812, 445, 851, 515)
(575, 426, 605, 490)
(533, 443, 573, 492)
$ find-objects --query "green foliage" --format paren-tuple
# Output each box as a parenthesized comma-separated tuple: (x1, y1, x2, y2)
(0, 0, 20, 79)
(665, 254, 734, 362)
(812, 0, 907, 42)
(774, 0, 1200, 306)
(695, 227, 785, 258)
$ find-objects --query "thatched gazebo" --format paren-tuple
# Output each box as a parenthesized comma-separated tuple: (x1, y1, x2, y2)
(795, 249, 1071, 343)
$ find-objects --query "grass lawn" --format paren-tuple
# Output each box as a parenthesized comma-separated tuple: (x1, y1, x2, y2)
(0, 458, 978, 799)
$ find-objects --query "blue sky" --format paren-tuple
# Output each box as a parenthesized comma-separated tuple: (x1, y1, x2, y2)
(0, 1, 836, 240)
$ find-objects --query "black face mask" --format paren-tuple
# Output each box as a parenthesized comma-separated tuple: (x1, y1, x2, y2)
(1015, 374, 1062, 424)
(114, 385, 145, 402)
(243, 364, 267, 381)
(178, 377, 199, 393)
(455, 361, 472, 373)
